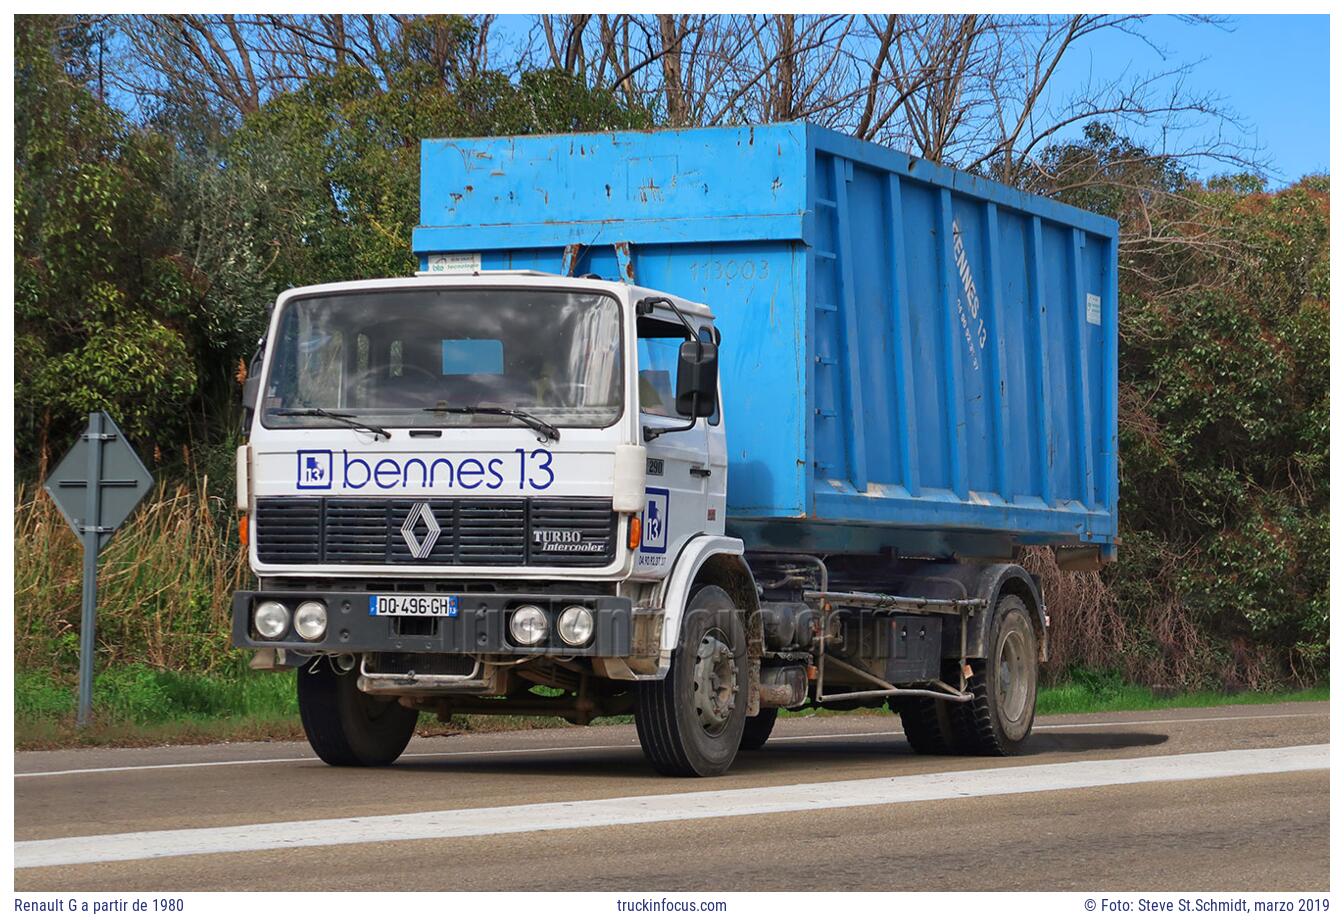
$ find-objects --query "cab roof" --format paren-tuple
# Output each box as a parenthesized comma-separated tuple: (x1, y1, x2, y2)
(275, 272, 714, 321)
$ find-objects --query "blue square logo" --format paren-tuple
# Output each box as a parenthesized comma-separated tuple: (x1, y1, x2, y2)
(641, 488, 670, 553)
(296, 450, 333, 490)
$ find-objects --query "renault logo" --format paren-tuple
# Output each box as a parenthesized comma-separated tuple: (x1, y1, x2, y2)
(400, 502, 442, 559)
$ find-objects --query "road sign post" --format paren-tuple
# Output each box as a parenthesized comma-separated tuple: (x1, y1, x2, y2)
(78, 413, 106, 727)
(44, 412, 155, 728)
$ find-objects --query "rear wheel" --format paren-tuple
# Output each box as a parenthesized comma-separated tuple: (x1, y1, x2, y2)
(896, 697, 957, 755)
(951, 595, 1038, 755)
(739, 707, 779, 751)
(298, 656, 418, 766)
(635, 585, 748, 776)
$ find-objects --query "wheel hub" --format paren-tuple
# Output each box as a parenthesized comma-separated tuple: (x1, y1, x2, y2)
(693, 631, 738, 735)
(998, 629, 1030, 723)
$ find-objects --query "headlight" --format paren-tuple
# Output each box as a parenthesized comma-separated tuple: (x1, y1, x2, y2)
(509, 605, 548, 645)
(253, 601, 289, 639)
(294, 601, 328, 641)
(557, 606, 594, 646)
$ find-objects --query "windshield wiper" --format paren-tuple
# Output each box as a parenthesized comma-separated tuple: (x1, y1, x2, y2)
(271, 408, 392, 440)
(420, 404, 560, 443)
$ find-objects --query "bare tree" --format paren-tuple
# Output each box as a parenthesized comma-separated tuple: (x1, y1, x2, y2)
(537, 14, 591, 75)
(110, 15, 267, 119)
(519, 14, 1256, 181)
(106, 12, 1260, 191)
(106, 14, 498, 128)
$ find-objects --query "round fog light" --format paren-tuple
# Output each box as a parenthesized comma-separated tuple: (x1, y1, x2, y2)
(557, 606, 594, 646)
(294, 601, 328, 641)
(253, 600, 290, 640)
(509, 605, 548, 646)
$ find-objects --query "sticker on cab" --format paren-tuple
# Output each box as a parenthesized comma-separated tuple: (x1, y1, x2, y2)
(641, 488, 670, 554)
(296, 450, 333, 490)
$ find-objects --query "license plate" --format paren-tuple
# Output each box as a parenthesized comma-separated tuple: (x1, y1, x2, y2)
(368, 595, 459, 618)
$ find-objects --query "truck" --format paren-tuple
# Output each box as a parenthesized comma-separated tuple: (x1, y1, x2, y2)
(232, 123, 1118, 777)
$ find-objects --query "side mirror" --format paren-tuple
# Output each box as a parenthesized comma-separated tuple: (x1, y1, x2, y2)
(240, 343, 264, 432)
(241, 376, 260, 412)
(675, 340, 718, 418)
(239, 376, 260, 434)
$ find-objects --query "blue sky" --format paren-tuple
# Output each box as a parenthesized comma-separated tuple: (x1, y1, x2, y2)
(1048, 15, 1329, 183)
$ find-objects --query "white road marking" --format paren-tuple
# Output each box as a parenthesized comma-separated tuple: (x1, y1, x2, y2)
(17, 754, 319, 777)
(14, 710, 1321, 779)
(15, 744, 1326, 869)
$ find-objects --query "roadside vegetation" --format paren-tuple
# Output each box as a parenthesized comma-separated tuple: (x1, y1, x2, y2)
(14, 15, 1328, 746)
(15, 477, 246, 679)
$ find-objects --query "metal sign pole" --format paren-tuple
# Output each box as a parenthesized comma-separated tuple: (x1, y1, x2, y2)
(77, 411, 105, 728)
(45, 410, 154, 729)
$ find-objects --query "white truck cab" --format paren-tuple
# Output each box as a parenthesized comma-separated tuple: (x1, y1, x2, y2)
(234, 273, 755, 776)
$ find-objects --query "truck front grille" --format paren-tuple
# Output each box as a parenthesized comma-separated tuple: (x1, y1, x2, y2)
(254, 497, 616, 568)
(364, 652, 476, 677)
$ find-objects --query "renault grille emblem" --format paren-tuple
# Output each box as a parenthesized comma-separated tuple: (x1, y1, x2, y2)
(400, 502, 441, 559)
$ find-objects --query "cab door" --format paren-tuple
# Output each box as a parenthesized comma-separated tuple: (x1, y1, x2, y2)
(633, 310, 711, 575)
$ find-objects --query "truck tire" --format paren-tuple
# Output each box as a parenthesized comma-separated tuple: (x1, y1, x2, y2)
(951, 594, 1037, 755)
(896, 697, 956, 755)
(298, 656, 418, 767)
(635, 585, 748, 777)
(739, 707, 779, 751)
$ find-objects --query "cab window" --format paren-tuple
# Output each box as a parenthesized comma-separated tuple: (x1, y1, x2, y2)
(635, 314, 719, 425)
(636, 316, 688, 419)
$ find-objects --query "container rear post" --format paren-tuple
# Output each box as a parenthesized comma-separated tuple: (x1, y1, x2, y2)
(1101, 233, 1121, 559)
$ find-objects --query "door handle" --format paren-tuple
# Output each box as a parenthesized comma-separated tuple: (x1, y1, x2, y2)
(689, 467, 712, 478)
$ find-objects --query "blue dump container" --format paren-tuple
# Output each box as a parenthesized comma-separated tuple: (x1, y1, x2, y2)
(413, 123, 1118, 562)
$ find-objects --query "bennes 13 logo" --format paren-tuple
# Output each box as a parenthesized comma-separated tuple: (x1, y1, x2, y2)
(294, 449, 555, 492)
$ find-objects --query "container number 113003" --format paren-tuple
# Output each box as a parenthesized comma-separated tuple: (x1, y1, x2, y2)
(689, 259, 769, 282)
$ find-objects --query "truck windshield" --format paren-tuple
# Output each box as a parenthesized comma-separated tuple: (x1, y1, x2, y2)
(261, 287, 623, 431)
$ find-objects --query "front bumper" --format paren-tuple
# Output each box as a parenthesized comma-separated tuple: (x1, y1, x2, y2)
(231, 589, 633, 657)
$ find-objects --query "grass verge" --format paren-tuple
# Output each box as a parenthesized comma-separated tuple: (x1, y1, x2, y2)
(14, 666, 573, 750)
(1035, 681, 1328, 714)
(15, 665, 1327, 751)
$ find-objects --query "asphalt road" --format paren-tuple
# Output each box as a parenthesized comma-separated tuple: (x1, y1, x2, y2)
(14, 701, 1329, 891)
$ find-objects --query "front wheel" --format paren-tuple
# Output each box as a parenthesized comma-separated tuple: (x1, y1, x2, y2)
(298, 656, 418, 766)
(635, 585, 748, 776)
